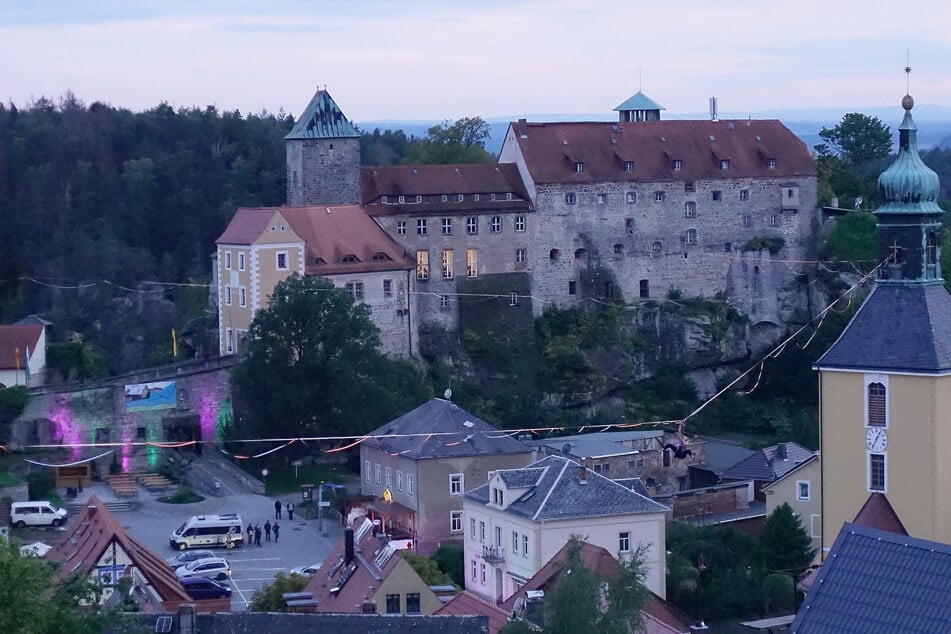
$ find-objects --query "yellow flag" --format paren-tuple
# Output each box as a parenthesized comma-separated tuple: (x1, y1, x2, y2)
(172, 329, 177, 358)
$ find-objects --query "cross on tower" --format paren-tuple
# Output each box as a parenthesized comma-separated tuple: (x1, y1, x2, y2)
(905, 50, 912, 94)
(889, 239, 903, 264)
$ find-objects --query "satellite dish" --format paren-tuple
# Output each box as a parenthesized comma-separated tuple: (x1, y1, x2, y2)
(562, 443, 571, 455)
(444, 388, 452, 400)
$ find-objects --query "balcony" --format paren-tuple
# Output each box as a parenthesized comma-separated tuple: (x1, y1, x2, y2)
(482, 545, 505, 564)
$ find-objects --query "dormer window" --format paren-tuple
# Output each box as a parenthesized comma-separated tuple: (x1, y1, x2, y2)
(506, 193, 513, 200)
(372, 252, 391, 261)
(624, 161, 634, 172)
(768, 158, 777, 169)
(492, 487, 504, 506)
(720, 159, 730, 170)
(474, 194, 480, 202)
(573, 162, 584, 173)
(441, 194, 448, 202)
(381, 196, 388, 204)
(457, 194, 464, 202)
(398, 195, 405, 204)
(416, 195, 422, 203)
(673, 159, 683, 171)
(341, 254, 359, 263)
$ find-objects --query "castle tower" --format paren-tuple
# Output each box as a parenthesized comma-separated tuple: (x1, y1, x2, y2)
(285, 89, 362, 206)
(613, 90, 664, 123)
(815, 93, 951, 555)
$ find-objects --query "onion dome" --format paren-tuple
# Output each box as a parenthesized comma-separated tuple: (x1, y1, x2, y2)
(876, 95, 942, 215)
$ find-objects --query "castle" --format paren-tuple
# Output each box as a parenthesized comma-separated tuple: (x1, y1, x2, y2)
(216, 88, 817, 357)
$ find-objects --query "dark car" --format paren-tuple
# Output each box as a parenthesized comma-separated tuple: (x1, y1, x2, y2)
(180, 576, 232, 600)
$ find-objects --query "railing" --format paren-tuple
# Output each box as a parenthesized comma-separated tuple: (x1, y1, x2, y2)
(482, 545, 505, 564)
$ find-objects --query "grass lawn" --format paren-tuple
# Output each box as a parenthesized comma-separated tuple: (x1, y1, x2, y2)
(0, 470, 21, 486)
(260, 463, 346, 496)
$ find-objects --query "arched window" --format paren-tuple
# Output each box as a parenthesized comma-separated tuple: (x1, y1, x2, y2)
(550, 248, 561, 261)
(685, 229, 697, 244)
(868, 382, 886, 427)
(685, 201, 696, 218)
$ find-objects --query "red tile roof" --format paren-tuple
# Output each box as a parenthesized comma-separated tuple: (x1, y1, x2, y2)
(215, 207, 275, 245)
(0, 325, 43, 370)
(436, 591, 511, 634)
(44, 495, 227, 612)
(852, 492, 908, 536)
(501, 541, 690, 634)
(507, 119, 815, 185)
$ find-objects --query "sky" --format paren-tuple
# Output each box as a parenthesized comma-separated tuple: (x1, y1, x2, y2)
(3, 1, 951, 123)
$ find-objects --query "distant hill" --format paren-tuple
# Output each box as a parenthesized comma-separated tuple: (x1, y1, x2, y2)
(360, 103, 951, 157)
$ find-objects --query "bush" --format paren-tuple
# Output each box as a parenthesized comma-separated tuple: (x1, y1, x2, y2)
(743, 236, 786, 254)
(158, 486, 204, 504)
(0, 386, 29, 424)
(433, 544, 465, 588)
(820, 211, 877, 265)
(27, 470, 55, 500)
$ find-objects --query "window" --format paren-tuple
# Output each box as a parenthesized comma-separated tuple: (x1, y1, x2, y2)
(466, 249, 478, 277)
(663, 448, 671, 468)
(406, 593, 421, 614)
(397, 470, 403, 491)
(398, 195, 405, 203)
(341, 255, 359, 263)
(442, 250, 454, 279)
(629, 457, 645, 468)
(712, 190, 722, 201)
(673, 159, 683, 171)
(439, 295, 449, 308)
(492, 488, 504, 505)
(416, 195, 422, 203)
(450, 473, 463, 495)
(345, 281, 364, 301)
(573, 162, 584, 173)
(225, 328, 234, 353)
(565, 192, 576, 205)
(457, 194, 464, 202)
(720, 159, 730, 170)
(613, 243, 624, 254)
(506, 192, 513, 200)
(626, 191, 637, 203)
(471, 559, 477, 581)
(397, 220, 407, 235)
(639, 279, 649, 298)
(685, 229, 697, 244)
(509, 292, 518, 306)
(568, 281, 577, 295)
(743, 214, 752, 228)
(386, 594, 401, 614)
(442, 217, 452, 235)
(381, 196, 388, 204)
(239, 287, 246, 306)
(685, 181, 695, 193)
(365, 461, 372, 482)
(810, 514, 821, 539)
(416, 250, 429, 280)
(685, 201, 696, 218)
(491, 216, 502, 233)
(490, 193, 496, 201)
(868, 382, 886, 426)
(739, 189, 750, 201)
(417, 219, 428, 235)
(593, 462, 610, 473)
(654, 191, 665, 202)
(869, 453, 886, 492)
(385, 467, 392, 487)
(276, 252, 288, 270)
(442, 194, 449, 202)
(238, 252, 245, 271)
(408, 475, 415, 496)
(480, 521, 486, 543)
(383, 279, 393, 298)
(652, 242, 662, 254)
(495, 526, 502, 547)
(797, 480, 811, 501)
(550, 248, 561, 261)
(512, 531, 519, 553)
(768, 158, 777, 169)
(474, 194, 480, 202)
(466, 217, 478, 235)
(450, 510, 463, 533)
(225, 286, 232, 306)
(471, 518, 477, 539)
(523, 534, 529, 557)
(480, 562, 487, 583)
(515, 215, 526, 232)
(769, 214, 779, 226)
(596, 193, 607, 204)
(136, 426, 146, 440)
(624, 161, 634, 172)
(515, 248, 526, 263)
(619, 531, 631, 553)
(375, 464, 381, 485)
(225, 251, 232, 269)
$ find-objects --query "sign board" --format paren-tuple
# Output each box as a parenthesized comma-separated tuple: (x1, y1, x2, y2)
(318, 501, 331, 507)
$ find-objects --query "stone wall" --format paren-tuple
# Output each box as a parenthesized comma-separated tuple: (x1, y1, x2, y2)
(329, 269, 417, 358)
(656, 481, 751, 520)
(286, 138, 361, 206)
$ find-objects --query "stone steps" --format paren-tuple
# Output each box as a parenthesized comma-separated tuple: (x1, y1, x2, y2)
(67, 499, 138, 515)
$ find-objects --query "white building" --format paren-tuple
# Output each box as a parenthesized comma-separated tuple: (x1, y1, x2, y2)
(463, 455, 669, 603)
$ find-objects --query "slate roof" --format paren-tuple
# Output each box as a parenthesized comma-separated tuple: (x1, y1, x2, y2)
(127, 612, 489, 634)
(285, 89, 360, 140)
(613, 477, 652, 498)
(217, 206, 412, 276)
(361, 163, 533, 213)
(466, 455, 668, 521)
(720, 442, 815, 482)
(816, 283, 951, 373)
(790, 523, 951, 633)
(0, 324, 43, 370)
(501, 541, 691, 634)
(851, 493, 908, 536)
(762, 454, 820, 490)
(507, 119, 814, 185)
(363, 398, 531, 459)
(498, 468, 546, 488)
(435, 591, 511, 634)
(690, 437, 755, 476)
(614, 90, 666, 113)
(528, 430, 664, 459)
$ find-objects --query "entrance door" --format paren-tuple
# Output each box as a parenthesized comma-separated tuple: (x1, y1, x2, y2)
(495, 567, 503, 602)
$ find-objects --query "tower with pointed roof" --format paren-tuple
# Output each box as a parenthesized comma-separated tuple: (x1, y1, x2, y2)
(613, 90, 664, 122)
(816, 92, 951, 555)
(286, 89, 362, 206)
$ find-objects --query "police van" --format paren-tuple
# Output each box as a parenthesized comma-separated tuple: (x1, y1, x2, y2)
(169, 513, 243, 551)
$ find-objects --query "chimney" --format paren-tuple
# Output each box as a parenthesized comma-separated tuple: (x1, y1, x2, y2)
(776, 443, 787, 460)
(578, 466, 587, 484)
(345, 528, 355, 565)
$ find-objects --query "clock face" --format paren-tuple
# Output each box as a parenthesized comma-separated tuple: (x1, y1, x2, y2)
(866, 427, 888, 452)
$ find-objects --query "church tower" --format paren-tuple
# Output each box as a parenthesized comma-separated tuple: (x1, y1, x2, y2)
(285, 89, 362, 206)
(815, 92, 951, 555)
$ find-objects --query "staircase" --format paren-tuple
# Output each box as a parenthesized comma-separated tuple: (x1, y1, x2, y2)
(67, 499, 138, 515)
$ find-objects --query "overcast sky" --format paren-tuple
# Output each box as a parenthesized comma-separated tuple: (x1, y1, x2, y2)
(3, 1, 949, 122)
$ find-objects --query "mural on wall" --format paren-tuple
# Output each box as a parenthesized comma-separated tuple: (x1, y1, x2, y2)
(124, 381, 176, 412)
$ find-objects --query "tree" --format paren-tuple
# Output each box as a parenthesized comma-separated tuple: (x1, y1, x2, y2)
(544, 538, 603, 634)
(601, 546, 649, 634)
(815, 113, 892, 171)
(433, 544, 465, 588)
(247, 572, 309, 611)
(759, 503, 815, 578)
(403, 552, 454, 586)
(406, 117, 495, 164)
(231, 274, 430, 443)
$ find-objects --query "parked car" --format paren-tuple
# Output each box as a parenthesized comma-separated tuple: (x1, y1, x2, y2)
(10, 501, 68, 528)
(166, 549, 217, 570)
(180, 576, 232, 600)
(175, 556, 231, 580)
(290, 563, 320, 577)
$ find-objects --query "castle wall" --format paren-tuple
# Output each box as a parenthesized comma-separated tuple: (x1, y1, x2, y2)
(327, 269, 417, 358)
(286, 138, 361, 206)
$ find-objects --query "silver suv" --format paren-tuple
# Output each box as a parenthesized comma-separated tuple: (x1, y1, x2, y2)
(175, 556, 231, 581)
(166, 549, 216, 570)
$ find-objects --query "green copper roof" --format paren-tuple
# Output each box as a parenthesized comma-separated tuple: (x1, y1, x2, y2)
(285, 90, 360, 140)
(876, 96, 941, 216)
(613, 91, 665, 113)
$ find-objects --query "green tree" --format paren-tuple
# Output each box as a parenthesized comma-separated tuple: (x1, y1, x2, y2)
(544, 538, 603, 634)
(759, 503, 815, 578)
(231, 274, 430, 443)
(406, 117, 495, 164)
(815, 113, 892, 171)
(247, 572, 309, 611)
(403, 552, 454, 586)
(433, 544, 466, 588)
(819, 211, 878, 265)
(45, 343, 108, 382)
(601, 546, 649, 634)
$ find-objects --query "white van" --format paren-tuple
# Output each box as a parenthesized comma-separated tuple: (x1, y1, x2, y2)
(169, 513, 243, 551)
(11, 501, 68, 528)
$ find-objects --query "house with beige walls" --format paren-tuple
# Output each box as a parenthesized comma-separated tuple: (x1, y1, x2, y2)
(0, 324, 46, 388)
(463, 454, 668, 604)
(762, 453, 821, 555)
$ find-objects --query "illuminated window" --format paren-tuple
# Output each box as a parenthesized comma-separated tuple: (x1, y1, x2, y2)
(442, 250, 454, 279)
(416, 251, 429, 280)
(466, 249, 478, 278)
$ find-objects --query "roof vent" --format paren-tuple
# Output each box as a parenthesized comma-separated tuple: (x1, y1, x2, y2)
(660, 137, 667, 142)
(756, 136, 762, 141)
(610, 138, 618, 145)
(728, 122, 735, 130)
(709, 135, 716, 142)
(463, 420, 475, 428)
(562, 140, 568, 145)
(326, 207, 331, 214)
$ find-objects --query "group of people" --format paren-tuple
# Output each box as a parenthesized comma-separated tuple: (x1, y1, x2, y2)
(244, 500, 297, 548)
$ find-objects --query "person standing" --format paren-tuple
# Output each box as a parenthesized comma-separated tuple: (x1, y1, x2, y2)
(274, 499, 282, 519)
(246, 523, 253, 545)
(273, 522, 280, 543)
(264, 520, 272, 542)
(254, 524, 262, 547)
(287, 501, 295, 521)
